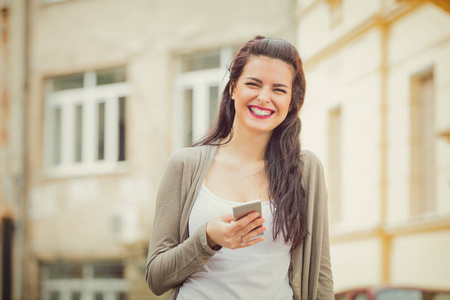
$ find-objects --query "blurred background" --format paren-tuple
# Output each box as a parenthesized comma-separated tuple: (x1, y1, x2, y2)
(0, 0, 449, 299)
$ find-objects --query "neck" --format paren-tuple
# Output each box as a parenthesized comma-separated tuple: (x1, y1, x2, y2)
(221, 127, 272, 162)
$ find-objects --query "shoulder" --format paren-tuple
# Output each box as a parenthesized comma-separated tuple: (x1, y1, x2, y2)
(166, 145, 216, 172)
(300, 149, 326, 189)
(300, 150, 328, 210)
(301, 149, 325, 174)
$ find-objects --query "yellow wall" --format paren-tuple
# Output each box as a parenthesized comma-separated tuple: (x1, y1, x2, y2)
(297, 0, 450, 292)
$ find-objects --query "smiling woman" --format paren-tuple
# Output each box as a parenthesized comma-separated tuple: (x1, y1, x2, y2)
(146, 36, 334, 300)
(231, 55, 293, 136)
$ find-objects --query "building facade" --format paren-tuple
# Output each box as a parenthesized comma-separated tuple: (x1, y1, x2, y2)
(1, 0, 449, 299)
(296, 0, 450, 292)
(21, 0, 295, 299)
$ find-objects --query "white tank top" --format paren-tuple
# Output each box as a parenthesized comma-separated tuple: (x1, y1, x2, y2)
(177, 181, 293, 300)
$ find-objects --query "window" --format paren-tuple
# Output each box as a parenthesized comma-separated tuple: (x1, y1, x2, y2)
(40, 262, 128, 300)
(44, 67, 129, 175)
(173, 48, 233, 149)
(410, 70, 435, 216)
(328, 106, 342, 225)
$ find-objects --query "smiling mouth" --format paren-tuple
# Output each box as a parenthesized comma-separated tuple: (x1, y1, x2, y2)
(248, 105, 275, 119)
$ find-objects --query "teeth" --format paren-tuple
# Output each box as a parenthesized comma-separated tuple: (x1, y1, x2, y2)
(250, 107, 273, 116)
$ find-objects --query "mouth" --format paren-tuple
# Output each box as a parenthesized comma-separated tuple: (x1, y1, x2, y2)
(248, 105, 275, 119)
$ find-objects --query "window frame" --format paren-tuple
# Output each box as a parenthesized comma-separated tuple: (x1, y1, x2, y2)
(409, 68, 436, 217)
(172, 47, 234, 150)
(328, 105, 343, 226)
(40, 262, 128, 300)
(42, 69, 130, 178)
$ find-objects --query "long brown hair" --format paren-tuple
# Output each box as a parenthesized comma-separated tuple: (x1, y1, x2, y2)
(194, 36, 307, 248)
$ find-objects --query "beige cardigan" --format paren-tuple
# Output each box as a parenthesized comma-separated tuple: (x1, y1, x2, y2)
(146, 145, 334, 299)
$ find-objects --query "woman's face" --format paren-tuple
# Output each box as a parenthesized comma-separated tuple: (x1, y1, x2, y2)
(231, 55, 293, 136)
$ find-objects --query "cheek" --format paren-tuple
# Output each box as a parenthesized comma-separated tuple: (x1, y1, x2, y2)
(239, 88, 256, 99)
(275, 97, 291, 113)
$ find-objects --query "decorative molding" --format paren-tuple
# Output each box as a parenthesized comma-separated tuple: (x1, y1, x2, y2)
(430, 0, 450, 13)
(294, 0, 324, 19)
(302, 0, 425, 69)
(439, 128, 450, 142)
(330, 215, 450, 243)
(383, 214, 450, 236)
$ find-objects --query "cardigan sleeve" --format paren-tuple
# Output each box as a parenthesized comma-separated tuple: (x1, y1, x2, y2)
(307, 151, 334, 299)
(145, 151, 219, 296)
(317, 184, 334, 299)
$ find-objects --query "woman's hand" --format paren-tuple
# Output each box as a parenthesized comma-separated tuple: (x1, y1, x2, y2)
(206, 212, 268, 249)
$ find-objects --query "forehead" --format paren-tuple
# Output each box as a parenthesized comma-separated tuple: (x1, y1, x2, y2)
(240, 55, 294, 84)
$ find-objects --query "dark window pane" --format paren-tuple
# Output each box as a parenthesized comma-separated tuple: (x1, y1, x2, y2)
(183, 89, 193, 146)
(75, 105, 83, 162)
(209, 85, 219, 127)
(50, 291, 60, 300)
(94, 292, 104, 300)
(53, 107, 62, 165)
(116, 292, 127, 300)
(182, 51, 220, 72)
(93, 262, 124, 278)
(71, 291, 81, 300)
(96, 67, 126, 85)
(43, 262, 83, 279)
(97, 102, 105, 160)
(118, 97, 126, 161)
(53, 73, 83, 91)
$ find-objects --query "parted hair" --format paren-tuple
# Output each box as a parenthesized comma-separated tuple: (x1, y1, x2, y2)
(194, 35, 307, 248)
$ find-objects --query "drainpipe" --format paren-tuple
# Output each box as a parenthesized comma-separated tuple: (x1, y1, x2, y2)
(1, 2, 13, 300)
(16, 0, 29, 298)
(0, 0, 28, 298)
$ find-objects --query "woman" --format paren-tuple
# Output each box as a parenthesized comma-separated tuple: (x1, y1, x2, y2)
(146, 36, 334, 299)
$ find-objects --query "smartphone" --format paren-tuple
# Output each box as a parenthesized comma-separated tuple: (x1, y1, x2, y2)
(232, 200, 262, 221)
(232, 200, 263, 237)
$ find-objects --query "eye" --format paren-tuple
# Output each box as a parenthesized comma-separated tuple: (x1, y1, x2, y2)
(245, 82, 259, 87)
(274, 88, 287, 94)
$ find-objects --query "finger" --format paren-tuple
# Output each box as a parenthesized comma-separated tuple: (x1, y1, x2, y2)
(241, 236, 265, 248)
(234, 212, 261, 228)
(237, 217, 266, 236)
(243, 226, 268, 242)
(221, 213, 234, 223)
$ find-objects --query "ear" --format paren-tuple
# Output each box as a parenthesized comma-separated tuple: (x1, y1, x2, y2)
(229, 82, 235, 100)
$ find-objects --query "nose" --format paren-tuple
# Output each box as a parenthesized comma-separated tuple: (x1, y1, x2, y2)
(257, 87, 271, 103)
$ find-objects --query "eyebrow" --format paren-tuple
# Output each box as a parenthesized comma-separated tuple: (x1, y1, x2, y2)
(245, 77, 290, 89)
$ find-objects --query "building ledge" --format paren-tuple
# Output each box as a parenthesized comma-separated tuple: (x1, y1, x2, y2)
(330, 213, 450, 243)
(430, 0, 450, 13)
(383, 213, 450, 236)
(38, 161, 132, 181)
(439, 128, 450, 142)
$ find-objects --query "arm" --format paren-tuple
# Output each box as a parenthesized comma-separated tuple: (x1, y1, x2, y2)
(308, 152, 334, 299)
(317, 188, 334, 299)
(145, 152, 218, 295)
